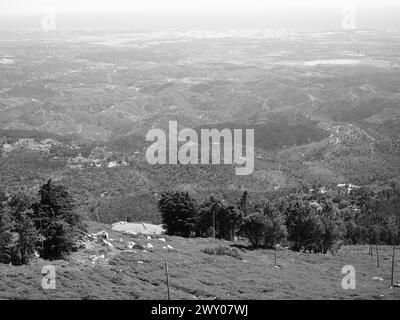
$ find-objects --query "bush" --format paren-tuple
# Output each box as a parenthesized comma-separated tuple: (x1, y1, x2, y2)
(202, 245, 242, 259)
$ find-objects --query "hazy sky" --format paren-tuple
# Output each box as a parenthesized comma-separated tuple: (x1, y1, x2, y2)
(1, 0, 400, 30)
(0, 0, 399, 14)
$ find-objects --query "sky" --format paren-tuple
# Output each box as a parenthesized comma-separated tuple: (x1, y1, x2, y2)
(0, 0, 400, 30)
(0, 0, 400, 14)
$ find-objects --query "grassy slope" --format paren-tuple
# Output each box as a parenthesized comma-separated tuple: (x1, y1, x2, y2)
(1, 222, 400, 300)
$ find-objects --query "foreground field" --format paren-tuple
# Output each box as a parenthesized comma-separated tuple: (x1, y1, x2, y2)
(1, 222, 399, 300)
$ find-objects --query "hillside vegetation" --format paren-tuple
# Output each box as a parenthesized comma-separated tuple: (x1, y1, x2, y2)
(0, 221, 399, 300)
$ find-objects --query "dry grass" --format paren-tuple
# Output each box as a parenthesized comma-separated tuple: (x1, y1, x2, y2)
(1, 222, 400, 300)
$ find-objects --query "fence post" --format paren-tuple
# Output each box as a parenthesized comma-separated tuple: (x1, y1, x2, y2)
(164, 258, 171, 300)
(376, 244, 380, 268)
(391, 246, 395, 287)
(274, 245, 277, 266)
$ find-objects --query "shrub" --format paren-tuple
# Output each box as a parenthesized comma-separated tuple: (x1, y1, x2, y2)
(202, 245, 242, 259)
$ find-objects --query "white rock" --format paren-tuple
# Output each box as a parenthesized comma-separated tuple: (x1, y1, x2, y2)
(372, 277, 384, 282)
(146, 243, 154, 249)
(127, 241, 136, 249)
(147, 236, 152, 240)
(103, 240, 114, 248)
(124, 230, 138, 236)
(92, 230, 109, 240)
(159, 238, 166, 242)
(167, 245, 174, 250)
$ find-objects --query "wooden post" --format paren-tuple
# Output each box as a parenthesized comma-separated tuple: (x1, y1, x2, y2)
(391, 246, 395, 287)
(213, 210, 216, 238)
(164, 258, 171, 300)
(376, 244, 380, 268)
(274, 245, 277, 266)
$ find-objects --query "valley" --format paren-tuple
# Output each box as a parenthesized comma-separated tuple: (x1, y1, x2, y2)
(1, 28, 400, 227)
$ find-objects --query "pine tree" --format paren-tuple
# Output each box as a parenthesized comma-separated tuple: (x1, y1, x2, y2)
(0, 192, 13, 264)
(7, 193, 39, 265)
(158, 192, 197, 237)
(239, 191, 248, 215)
(12, 209, 39, 265)
(32, 180, 85, 259)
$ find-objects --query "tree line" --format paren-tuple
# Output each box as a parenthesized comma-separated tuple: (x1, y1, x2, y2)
(158, 187, 400, 253)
